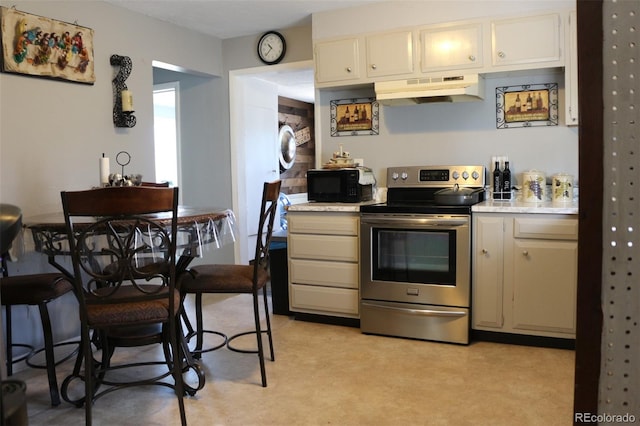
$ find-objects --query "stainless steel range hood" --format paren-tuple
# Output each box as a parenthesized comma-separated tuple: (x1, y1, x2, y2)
(375, 74, 485, 106)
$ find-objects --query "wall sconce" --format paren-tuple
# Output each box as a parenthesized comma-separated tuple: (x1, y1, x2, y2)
(110, 54, 136, 128)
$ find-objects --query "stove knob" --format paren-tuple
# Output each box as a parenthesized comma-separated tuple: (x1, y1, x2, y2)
(452, 171, 460, 180)
(472, 170, 480, 180)
(462, 171, 469, 180)
(401, 172, 409, 180)
(391, 172, 399, 181)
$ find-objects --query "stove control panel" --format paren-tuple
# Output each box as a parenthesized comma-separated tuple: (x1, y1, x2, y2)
(387, 165, 486, 188)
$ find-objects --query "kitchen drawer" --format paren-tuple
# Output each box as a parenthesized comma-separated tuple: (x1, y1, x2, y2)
(513, 217, 578, 240)
(288, 212, 358, 236)
(289, 234, 359, 262)
(290, 284, 359, 315)
(290, 259, 358, 289)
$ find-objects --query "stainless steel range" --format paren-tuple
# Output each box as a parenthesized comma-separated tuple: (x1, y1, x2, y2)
(360, 165, 486, 345)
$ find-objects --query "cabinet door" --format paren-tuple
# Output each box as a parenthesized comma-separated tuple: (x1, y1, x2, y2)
(421, 23, 482, 72)
(472, 216, 504, 329)
(314, 38, 361, 84)
(511, 239, 577, 335)
(491, 14, 562, 67)
(290, 284, 359, 316)
(366, 30, 415, 78)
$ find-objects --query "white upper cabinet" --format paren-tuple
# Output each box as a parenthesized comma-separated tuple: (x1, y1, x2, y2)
(314, 37, 362, 84)
(365, 30, 415, 78)
(491, 13, 562, 68)
(420, 23, 483, 72)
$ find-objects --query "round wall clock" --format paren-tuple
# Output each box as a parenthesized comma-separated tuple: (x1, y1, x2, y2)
(257, 31, 286, 65)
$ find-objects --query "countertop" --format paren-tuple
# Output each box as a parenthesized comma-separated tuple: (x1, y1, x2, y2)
(472, 199, 578, 214)
(287, 201, 379, 213)
(287, 199, 578, 215)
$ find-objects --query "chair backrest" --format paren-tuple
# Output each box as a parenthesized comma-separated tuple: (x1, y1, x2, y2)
(141, 181, 170, 187)
(61, 187, 179, 310)
(253, 180, 282, 275)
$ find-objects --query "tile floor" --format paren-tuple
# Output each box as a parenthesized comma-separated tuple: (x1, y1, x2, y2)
(6, 293, 575, 426)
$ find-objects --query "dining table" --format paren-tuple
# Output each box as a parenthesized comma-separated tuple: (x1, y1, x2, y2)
(21, 205, 238, 398)
(25, 206, 238, 279)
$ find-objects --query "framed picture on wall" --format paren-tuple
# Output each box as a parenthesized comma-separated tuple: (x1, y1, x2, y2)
(0, 6, 95, 84)
(496, 83, 558, 128)
(330, 97, 379, 136)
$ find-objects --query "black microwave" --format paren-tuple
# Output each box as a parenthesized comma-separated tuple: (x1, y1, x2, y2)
(307, 168, 373, 203)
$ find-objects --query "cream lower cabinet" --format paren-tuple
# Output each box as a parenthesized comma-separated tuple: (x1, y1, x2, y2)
(472, 213, 578, 338)
(288, 211, 359, 318)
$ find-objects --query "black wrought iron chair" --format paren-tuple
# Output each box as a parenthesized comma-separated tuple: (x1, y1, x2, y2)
(60, 186, 186, 425)
(0, 203, 76, 407)
(179, 180, 281, 387)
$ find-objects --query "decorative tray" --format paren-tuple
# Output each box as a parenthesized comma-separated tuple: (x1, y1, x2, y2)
(322, 162, 357, 169)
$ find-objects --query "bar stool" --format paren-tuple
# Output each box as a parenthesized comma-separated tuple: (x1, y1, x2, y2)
(0, 203, 76, 407)
(179, 180, 281, 387)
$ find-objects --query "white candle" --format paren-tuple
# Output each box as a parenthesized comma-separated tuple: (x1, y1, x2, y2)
(121, 90, 133, 112)
(100, 154, 110, 186)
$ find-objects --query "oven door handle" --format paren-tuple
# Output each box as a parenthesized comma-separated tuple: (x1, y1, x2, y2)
(361, 217, 468, 228)
(361, 302, 467, 317)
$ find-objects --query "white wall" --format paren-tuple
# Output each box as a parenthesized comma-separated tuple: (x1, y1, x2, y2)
(0, 0, 227, 355)
(312, 0, 578, 188)
(317, 72, 578, 188)
(312, 0, 575, 39)
(1, 1, 223, 214)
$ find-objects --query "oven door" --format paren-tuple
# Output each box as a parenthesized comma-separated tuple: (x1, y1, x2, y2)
(360, 213, 470, 308)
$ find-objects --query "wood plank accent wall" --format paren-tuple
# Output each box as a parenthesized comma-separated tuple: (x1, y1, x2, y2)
(278, 97, 315, 195)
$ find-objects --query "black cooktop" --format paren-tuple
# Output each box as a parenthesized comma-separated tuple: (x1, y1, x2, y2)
(360, 202, 475, 215)
(360, 186, 484, 215)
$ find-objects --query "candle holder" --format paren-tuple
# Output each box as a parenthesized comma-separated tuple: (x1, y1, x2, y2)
(110, 54, 136, 128)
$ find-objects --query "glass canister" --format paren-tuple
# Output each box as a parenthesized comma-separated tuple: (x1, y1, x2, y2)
(521, 170, 546, 202)
(552, 173, 574, 203)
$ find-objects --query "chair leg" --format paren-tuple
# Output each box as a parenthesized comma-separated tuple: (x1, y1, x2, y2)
(82, 324, 94, 426)
(252, 289, 267, 387)
(194, 293, 204, 359)
(5, 305, 13, 376)
(168, 320, 187, 425)
(37, 302, 61, 406)
(262, 287, 275, 361)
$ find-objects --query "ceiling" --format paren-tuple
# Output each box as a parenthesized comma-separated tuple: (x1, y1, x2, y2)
(106, 0, 383, 40)
(107, 1, 383, 103)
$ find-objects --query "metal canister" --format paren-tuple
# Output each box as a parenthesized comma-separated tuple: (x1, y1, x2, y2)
(552, 173, 574, 203)
(521, 170, 546, 202)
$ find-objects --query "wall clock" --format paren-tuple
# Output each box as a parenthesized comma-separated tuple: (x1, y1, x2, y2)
(257, 31, 286, 65)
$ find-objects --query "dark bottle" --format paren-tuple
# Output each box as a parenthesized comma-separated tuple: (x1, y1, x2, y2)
(502, 161, 511, 199)
(493, 160, 502, 199)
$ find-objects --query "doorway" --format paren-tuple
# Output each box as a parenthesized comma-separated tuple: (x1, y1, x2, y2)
(153, 82, 181, 190)
(229, 60, 314, 264)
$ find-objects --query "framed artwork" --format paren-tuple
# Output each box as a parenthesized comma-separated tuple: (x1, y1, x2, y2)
(330, 98, 379, 136)
(0, 6, 95, 84)
(496, 83, 558, 128)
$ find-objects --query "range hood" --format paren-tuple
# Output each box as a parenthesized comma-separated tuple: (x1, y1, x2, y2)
(375, 74, 485, 106)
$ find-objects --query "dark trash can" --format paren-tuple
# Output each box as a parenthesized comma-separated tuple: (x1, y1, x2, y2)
(269, 230, 290, 316)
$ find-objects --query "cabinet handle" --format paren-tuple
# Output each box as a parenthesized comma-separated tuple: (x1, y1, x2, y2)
(346, 67, 352, 73)
(497, 51, 505, 59)
(481, 249, 488, 254)
(468, 55, 476, 62)
(371, 64, 377, 70)
(522, 250, 529, 256)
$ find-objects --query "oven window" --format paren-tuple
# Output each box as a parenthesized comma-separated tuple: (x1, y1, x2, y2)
(372, 228, 456, 285)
